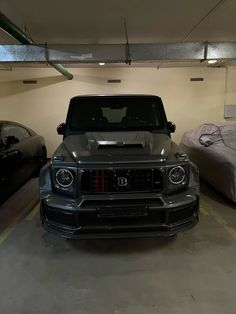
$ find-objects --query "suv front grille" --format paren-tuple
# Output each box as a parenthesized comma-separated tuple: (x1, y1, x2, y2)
(81, 168, 162, 193)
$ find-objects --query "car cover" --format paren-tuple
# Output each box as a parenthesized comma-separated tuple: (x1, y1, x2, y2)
(180, 122, 236, 202)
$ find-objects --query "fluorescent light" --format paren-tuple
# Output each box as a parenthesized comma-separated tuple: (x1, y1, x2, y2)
(208, 60, 217, 64)
(99, 62, 105, 66)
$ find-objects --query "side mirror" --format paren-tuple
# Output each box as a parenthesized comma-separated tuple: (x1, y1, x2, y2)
(5, 136, 20, 148)
(167, 121, 176, 133)
(57, 123, 66, 135)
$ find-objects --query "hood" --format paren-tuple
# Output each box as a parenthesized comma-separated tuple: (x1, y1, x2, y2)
(61, 132, 172, 164)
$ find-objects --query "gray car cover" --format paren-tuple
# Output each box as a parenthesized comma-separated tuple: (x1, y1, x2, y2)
(180, 122, 236, 202)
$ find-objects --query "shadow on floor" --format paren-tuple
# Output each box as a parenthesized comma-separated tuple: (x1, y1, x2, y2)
(66, 235, 177, 255)
(0, 178, 39, 232)
(200, 179, 236, 208)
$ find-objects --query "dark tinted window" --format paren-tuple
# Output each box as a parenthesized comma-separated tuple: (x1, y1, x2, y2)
(68, 97, 166, 132)
(1, 124, 31, 142)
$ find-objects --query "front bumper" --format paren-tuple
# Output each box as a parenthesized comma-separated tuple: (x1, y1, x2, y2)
(40, 191, 199, 239)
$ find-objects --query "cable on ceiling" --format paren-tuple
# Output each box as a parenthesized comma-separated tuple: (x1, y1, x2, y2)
(182, 0, 227, 42)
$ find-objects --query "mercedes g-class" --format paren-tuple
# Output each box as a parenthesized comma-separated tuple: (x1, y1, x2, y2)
(40, 95, 199, 238)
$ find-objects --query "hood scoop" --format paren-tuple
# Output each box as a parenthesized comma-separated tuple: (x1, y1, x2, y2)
(61, 131, 171, 164)
(97, 141, 144, 149)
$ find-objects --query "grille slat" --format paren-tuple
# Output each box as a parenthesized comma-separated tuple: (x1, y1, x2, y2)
(81, 168, 162, 193)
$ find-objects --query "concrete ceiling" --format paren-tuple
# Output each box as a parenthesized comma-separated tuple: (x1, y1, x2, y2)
(0, 0, 235, 44)
(0, 0, 236, 68)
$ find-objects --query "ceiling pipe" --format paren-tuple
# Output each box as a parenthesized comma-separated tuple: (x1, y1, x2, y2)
(0, 11, 73, 80)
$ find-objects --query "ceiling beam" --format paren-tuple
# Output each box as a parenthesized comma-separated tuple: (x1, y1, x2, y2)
(207, 43, 236, 59)
(130, 43, 205, 61)
(0, 42, 236, 63)
(0, 11, 73, 80)
(0, 44, 127, 63)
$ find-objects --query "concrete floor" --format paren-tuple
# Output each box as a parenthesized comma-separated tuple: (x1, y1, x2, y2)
(0, 180, 236, 314)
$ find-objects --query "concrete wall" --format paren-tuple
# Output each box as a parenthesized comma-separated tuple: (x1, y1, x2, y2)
(0, 66, 229, 156)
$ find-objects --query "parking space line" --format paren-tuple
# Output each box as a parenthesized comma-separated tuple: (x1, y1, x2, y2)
(0, 210, 27, 245)
(25, 203, 40, 221)
(200, 206, 209, 215)
(0, 226, 14, 245)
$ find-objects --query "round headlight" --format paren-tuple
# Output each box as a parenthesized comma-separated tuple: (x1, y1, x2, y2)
(168, 166, 185, 184)
(56, 169, 74, 187)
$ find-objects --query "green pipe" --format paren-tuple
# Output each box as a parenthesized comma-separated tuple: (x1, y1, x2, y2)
(51, 63, 73, 80)
(0, 12, 33, 44)
(0, 11, 73, 80)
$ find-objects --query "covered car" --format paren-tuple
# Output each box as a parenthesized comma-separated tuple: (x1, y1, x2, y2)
(0, 121, 47, 203)
(180, 122, 236, 202)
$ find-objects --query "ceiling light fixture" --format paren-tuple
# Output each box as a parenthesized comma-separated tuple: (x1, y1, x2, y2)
(99, 62, 105, 66)
(208, 59, 218, 64)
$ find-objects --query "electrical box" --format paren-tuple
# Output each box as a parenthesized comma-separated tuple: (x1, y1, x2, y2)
(224, 104, 236, 118)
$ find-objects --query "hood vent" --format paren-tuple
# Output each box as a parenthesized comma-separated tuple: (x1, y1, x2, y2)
(97, 141, 144, 149)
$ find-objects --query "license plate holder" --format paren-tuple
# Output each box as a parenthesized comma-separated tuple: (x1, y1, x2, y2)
(97, 207, 148, 218)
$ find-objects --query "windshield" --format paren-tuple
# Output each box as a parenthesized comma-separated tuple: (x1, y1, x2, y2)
(68, 97, 166, 132)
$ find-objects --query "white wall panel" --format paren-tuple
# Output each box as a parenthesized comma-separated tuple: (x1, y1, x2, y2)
(0, 66, 226, 156)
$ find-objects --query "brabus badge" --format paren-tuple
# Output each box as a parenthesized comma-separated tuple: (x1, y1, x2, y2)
(117, 177, 128, 187)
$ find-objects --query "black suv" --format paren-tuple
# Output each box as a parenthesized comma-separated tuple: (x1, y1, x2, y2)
(40, 95, 199, 238)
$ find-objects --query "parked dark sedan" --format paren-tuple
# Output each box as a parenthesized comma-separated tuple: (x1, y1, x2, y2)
(0, 121, 47, 204)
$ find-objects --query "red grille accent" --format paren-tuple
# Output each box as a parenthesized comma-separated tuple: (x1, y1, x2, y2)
(81, 169, 162, 193)
(95, 171, 99, 192)
(101, 171, 105, 192)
